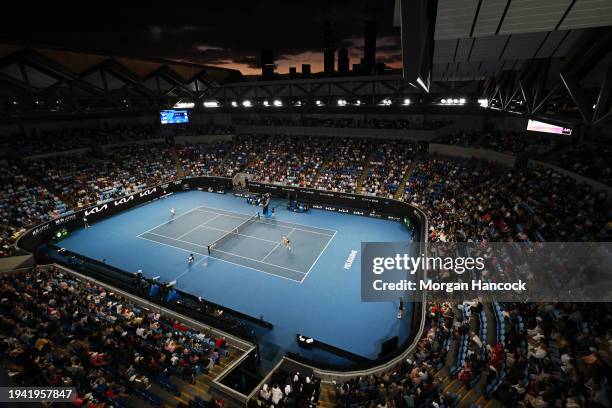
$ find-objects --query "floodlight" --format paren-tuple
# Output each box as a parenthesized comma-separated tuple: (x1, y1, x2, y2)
(174, 102, 195, 109)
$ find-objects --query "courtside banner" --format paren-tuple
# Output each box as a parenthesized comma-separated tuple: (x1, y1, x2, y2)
(361, 242, 612, 302)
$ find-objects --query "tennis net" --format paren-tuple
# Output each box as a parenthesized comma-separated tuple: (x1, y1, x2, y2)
(207, 212, 259, 254)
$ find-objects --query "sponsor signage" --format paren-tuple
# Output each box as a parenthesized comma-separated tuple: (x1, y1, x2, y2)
(18, 177, 424, 256)
(84, 204, 108, 217)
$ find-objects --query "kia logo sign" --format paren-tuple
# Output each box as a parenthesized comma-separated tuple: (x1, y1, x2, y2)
(114, 195, 134, 206)
(139, 188, 157, 198)
(84, 204, 108, 216)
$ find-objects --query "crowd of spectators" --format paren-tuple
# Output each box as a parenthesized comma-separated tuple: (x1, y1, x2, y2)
(336, 302, 455, 407)
(314, 138, 369, 193)
(218, 135, 267, 178)
(234, 117, 450, 130)
(240, 135, 331, 187)
(551, 143, 612, 186)
(0, 165, 67, 257)
(402, 157, 609, 243)
(31, 143, 177, 208)
(254, 371, 321, 407)
(487, 302, 611, 407)
(0, 266, 229, 407)
(178, 141, 231, 177)
(361, 141, 424, 197)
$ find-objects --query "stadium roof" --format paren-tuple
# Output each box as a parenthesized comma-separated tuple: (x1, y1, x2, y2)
(0, 43, 243, 113)
(391, 0, 612, 125)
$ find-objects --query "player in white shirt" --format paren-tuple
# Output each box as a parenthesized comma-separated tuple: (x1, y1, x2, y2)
(170, 207, 176, 219)
(281, 236, 292, 251)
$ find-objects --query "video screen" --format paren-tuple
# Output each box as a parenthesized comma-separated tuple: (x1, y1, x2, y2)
(160, 109, 189, 125)
(527, 119, 572, 135)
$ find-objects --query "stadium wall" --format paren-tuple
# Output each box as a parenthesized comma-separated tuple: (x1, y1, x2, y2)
(428, 143, 517, 167)
(234, 124, 437, 141)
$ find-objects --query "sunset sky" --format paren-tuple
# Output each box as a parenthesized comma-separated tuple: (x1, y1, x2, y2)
(0, 1, 402, 76)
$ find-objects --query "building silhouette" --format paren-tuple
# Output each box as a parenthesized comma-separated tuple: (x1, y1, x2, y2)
(323, 22, 336, 75)
(261, 49, 275, 79)
(338, 48, 349, 75)
(363, 20, 377, 75)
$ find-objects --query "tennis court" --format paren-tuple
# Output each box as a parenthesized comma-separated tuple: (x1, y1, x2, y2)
(56, 190, 414, 362)
(138, 205, 336, 282)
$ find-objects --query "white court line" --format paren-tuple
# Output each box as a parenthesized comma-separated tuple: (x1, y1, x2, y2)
(204, 247, 306, 275)
(137, 234, 303, 284)
(174, 256, 208, 281)
(300, 230, 337, 283)
(198, 224, 279, 244)
(146, 231, 217, 249)
(195, 206, 336, 237)
(138, 207, 200, 236)
(177, 214, 222, 239)
(261, 228, 295, 262)
(143, 231, 306, 275)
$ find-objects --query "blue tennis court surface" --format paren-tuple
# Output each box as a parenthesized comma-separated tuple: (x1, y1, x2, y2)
(58, 190, 413, 364)
(138, 206, 336, 282)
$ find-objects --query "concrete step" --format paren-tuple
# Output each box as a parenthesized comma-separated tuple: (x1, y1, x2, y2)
(356, 151, 375, 194)
(318, 382, 337, 407)
(393, 160, 417, 200)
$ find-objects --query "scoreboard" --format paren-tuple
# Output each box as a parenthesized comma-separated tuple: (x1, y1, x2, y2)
(160, 109, 189, 125)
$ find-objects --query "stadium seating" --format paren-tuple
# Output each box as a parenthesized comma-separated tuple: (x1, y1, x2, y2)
(1, 124, 611, 407)
(0, 266, 231, 407)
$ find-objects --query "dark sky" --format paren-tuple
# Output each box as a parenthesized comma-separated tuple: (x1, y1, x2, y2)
(0, 1, 401, 75)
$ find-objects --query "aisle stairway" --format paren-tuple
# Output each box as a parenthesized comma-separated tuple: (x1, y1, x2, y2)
(317, 382, 337, 408)
(355, 151, 376, 194)
(393, 160, 418, 199)
(311, 145, 337, 188)
(171, 145, 184, 178)
(218, 139, 237, 174)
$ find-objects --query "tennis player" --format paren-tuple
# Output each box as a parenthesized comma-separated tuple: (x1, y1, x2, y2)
(262, 193, 271, 216)
(170, 207, 176, 219)
(281, 236, 292, 251)
(187, 253, 195, 265)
